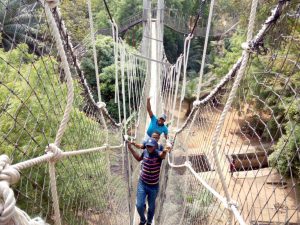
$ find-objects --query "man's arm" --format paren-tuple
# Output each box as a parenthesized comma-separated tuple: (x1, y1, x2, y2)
(159, 146, 171, 159)
(130, 141, 144, 149)
(127, 142, 143, 161)
(147, 97, 153, 118)
(164, 134, 168, 139)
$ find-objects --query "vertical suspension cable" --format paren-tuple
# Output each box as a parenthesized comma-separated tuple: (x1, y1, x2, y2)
(120, 40, 127, 132)
(170, 55, 183, 128)
(87, 0, 109, 144)
(110, 21, 122, 125)
(176, 35, 192, 129)
(87, 0, 101, 102)
(196, 0, 215, 100)
(209, 0, 259, 223)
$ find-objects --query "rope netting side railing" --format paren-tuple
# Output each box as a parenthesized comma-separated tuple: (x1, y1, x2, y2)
(0, 0, 149, 224)
(51, 6, 121, 129)
(158, 0, 299, 224)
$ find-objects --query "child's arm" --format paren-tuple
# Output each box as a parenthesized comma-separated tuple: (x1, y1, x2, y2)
(131, 141, 144, 149)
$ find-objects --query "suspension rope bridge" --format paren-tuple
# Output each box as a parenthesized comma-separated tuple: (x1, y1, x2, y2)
(0, 0, 299, 224)
(78, 3, 238, 40)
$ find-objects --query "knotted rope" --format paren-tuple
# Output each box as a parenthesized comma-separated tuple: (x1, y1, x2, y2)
(0, 155, 48, 225)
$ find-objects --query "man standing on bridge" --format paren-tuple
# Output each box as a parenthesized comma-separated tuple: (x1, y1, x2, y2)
(146, 97, 168, 140)
(127, 138, 171, 225)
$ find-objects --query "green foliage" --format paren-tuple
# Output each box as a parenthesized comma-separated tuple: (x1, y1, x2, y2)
(163, 28, 184, 64)
(165, 0, 199, 17)
(60, 0, 90, 45)
(115, 0, 142, 22)
(212, 32, 244, 78)
(0, 45, 111, 222)
(81, 35, 145, 121)
(186, 189, 214, 223)
(269, 99, 300, 178)
(81, 35, 115, 98)
(0, 0, 42, 52)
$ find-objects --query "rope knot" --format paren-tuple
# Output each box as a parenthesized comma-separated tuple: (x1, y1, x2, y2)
(103, 143, 109, 149)
(0, 155, 17, 224)
(97, 102, 106, 109)
(45, 0, 59, 8)
(227, 200, 238, 209)
(0, 155, 20, 185)
(46, 144, 63, 161)
(184, 161, 192, 167)
(193, 100, 201, 107)
(188, 34, 194, 40)
(0, 182, 16, 224)
(123, 135, 129, 142)
(241, 41, 254, 52)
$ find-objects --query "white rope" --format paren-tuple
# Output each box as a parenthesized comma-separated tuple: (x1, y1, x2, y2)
(132, 53, 170, 66)
(42, 1, 74, 147)
(231, 205, 247, 225)
(176, 34, 193, 129)
(59, 144, 123, 156)
(48, 161, 61, 225)
(87, 0, 109, 144)
(181, 34, 193, 102)
(111, 21, 122, 124)
(0, 155, 48, 225)
(165, 65, 174, 119)
(43, 1, 75, 224)
(166, 155, 226, 206)
(12, 208, 49, 225)
(208, 0, 258, 223)
(120, 42, 127, 132)
(127, 55, 132, 117)
(45, 0, 58, 8)
(196, 0, 215, 100)
(132, 58, 150, 141)
(0, 144, 123, 224)
(87, 0, 102, 102)
(176, 1, 289, 136)
(162, 65, 171, 110)
(166, 153, 246, 224)
(170, 55, 183, 128)
(9, 144, 122, 172)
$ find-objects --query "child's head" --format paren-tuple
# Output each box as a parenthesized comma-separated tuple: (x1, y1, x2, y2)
(151, 131, 161, 142)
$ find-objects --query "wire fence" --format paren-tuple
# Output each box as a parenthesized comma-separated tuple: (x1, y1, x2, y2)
(0, 0, 148, 224)
(159, 1, 300, 224)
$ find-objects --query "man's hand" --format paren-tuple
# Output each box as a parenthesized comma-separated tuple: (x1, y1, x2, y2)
(160, 146, 171, 159)
(163, 146, 171, 154)
(166, 140, 173, 148)
(147, 96, 151, 101)
(127, 141, 143, 162)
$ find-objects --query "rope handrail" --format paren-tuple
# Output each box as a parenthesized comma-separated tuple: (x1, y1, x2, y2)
(161, 1, 291, 225)
(166, 153, 247, 225)
(52, 5, 121, 128)
(8, 144, 123, 172)
(175, 0, 290, 136)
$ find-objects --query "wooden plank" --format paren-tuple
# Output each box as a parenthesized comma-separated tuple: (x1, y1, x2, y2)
(226, 151, 272, 171)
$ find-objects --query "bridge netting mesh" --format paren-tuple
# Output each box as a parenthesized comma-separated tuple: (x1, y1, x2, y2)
(0, 0, 299, 225)
(0, 1, 149, 224)
(158, 1, 300, 224)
